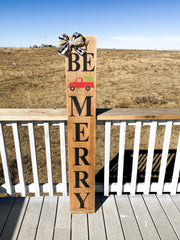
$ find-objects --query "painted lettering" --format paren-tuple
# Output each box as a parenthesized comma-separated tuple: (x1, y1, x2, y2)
(68, 53, 80, 71)
(74, 148, 90, 166)
(74, 123, 89, 142)
(74, 171, 90, 188)
(83, 53, 95, 71)
(74, 192, 90, 208)
(70, 96, 92, 117)
(68, 53, 95, 72)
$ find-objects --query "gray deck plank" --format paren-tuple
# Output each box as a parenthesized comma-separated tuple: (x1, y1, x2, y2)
(0, 197, 14, 236)
(157, 195, 180, 239)
(54, 196, 71, 240)
(0, 197, 29, 240)
(36, 196, 58, 240)
(129, 195, 160, 240)
(115, 195, 142, 240)
(17, 196, 43, 240)
(143, 195, 178, 240)
(102, 195, 124, 240)
(1, 195, 180, 240)
(88, 196, 106, 240)
(171, 194, 180, 210)
(72, 214, 88, 240)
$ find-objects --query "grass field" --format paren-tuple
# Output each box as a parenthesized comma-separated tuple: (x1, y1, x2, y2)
(0, 47, 180, 185)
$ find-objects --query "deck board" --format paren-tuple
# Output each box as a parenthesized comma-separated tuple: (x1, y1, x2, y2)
(88, 196, 106, 240)
(53, 196, 71, 240)
(1, 195, 180, 240)
(0, 197, 15, 236)
(157, 195, 180, 239)
(17, 197, 43, 240)
(102, 195, 124, 240)
(115, 195, 142, 240)
(0, 197, 29, 240)
(36, 196, 58, 240)
(143, 194, 178, 240)
(129, 195, 160, 240)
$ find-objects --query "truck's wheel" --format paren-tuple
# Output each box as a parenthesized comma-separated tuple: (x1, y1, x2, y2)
(70, 86, 75, 91)
(85, 86, 90, 91)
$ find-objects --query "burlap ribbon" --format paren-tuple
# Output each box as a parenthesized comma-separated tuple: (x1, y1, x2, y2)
(58, 32, 89, 57)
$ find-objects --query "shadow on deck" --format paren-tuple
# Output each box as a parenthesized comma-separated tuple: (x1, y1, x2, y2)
(96, 149, 177, 184)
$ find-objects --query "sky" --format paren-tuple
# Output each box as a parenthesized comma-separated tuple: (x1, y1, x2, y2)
(1, 0, 180, 50)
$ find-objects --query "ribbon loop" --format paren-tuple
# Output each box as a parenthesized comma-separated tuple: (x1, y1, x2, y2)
(58, 32, 89, 57)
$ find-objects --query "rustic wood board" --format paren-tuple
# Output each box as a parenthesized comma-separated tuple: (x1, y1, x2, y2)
(66, 36, 96, 213)
(0, 108, 67, 121)
(97, 108, 180, 120)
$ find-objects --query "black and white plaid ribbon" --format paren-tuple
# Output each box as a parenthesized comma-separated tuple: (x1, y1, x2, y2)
(58, 32, 89, 57)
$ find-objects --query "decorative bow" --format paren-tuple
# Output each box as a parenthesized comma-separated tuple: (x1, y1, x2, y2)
(58, 32, 89, 57)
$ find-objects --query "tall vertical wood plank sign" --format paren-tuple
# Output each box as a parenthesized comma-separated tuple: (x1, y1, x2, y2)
(66, 36, 96, 213)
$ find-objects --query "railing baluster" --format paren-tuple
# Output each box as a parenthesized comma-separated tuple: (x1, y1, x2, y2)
(59, 122, 67, 196)
(104, 121, 111, 196)
(171, 132, 180, 195)
(44, 122, 54, 196)
(0, 123, 12, 195)
(28, 122, 40, 196)
(157, 121, 172, 195)
(12, 123, 26, 196)
(117, 121, 126, 195)
(144, 121, 157, 194)
(130, 121, 141, 195)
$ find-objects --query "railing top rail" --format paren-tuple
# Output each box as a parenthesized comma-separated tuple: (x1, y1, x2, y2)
(0, 108, 67, 121)
(1, 108, 180, 121)
(97, 108, 180, 121)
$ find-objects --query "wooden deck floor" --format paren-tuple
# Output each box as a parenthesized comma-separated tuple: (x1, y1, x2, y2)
(1, 194, 180, 240)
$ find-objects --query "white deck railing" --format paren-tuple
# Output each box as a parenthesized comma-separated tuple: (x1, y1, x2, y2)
(0, 108, 180, 197)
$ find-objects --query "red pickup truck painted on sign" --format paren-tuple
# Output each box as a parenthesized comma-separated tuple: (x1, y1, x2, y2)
(68, 77, 94, 91)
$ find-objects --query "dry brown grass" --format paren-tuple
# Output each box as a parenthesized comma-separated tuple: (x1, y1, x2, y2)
(0, 47, 180, 184)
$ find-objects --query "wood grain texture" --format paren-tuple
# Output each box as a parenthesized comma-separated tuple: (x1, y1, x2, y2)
(0, 108, 67, 121)
(97, 108, 180, 120)
(66, 36, 96, 213)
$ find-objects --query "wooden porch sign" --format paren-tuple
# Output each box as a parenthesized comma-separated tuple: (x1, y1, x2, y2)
(64, 35, 96, 213)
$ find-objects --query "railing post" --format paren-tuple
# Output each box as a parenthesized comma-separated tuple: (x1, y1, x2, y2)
(0, 123, 12, 195)
(104, 121, 111, 196)
(144, 121, 157, 195)
(28, 122, 40, 196)
(59, 122, 67, 196)
(12, 123, 26, 197)
(117, 121, 126, 195)
(130, 121, 141, 195)
(157, 121, 172, 195)
(171, 132, 180, 195)
(44, 122, 54, 196)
